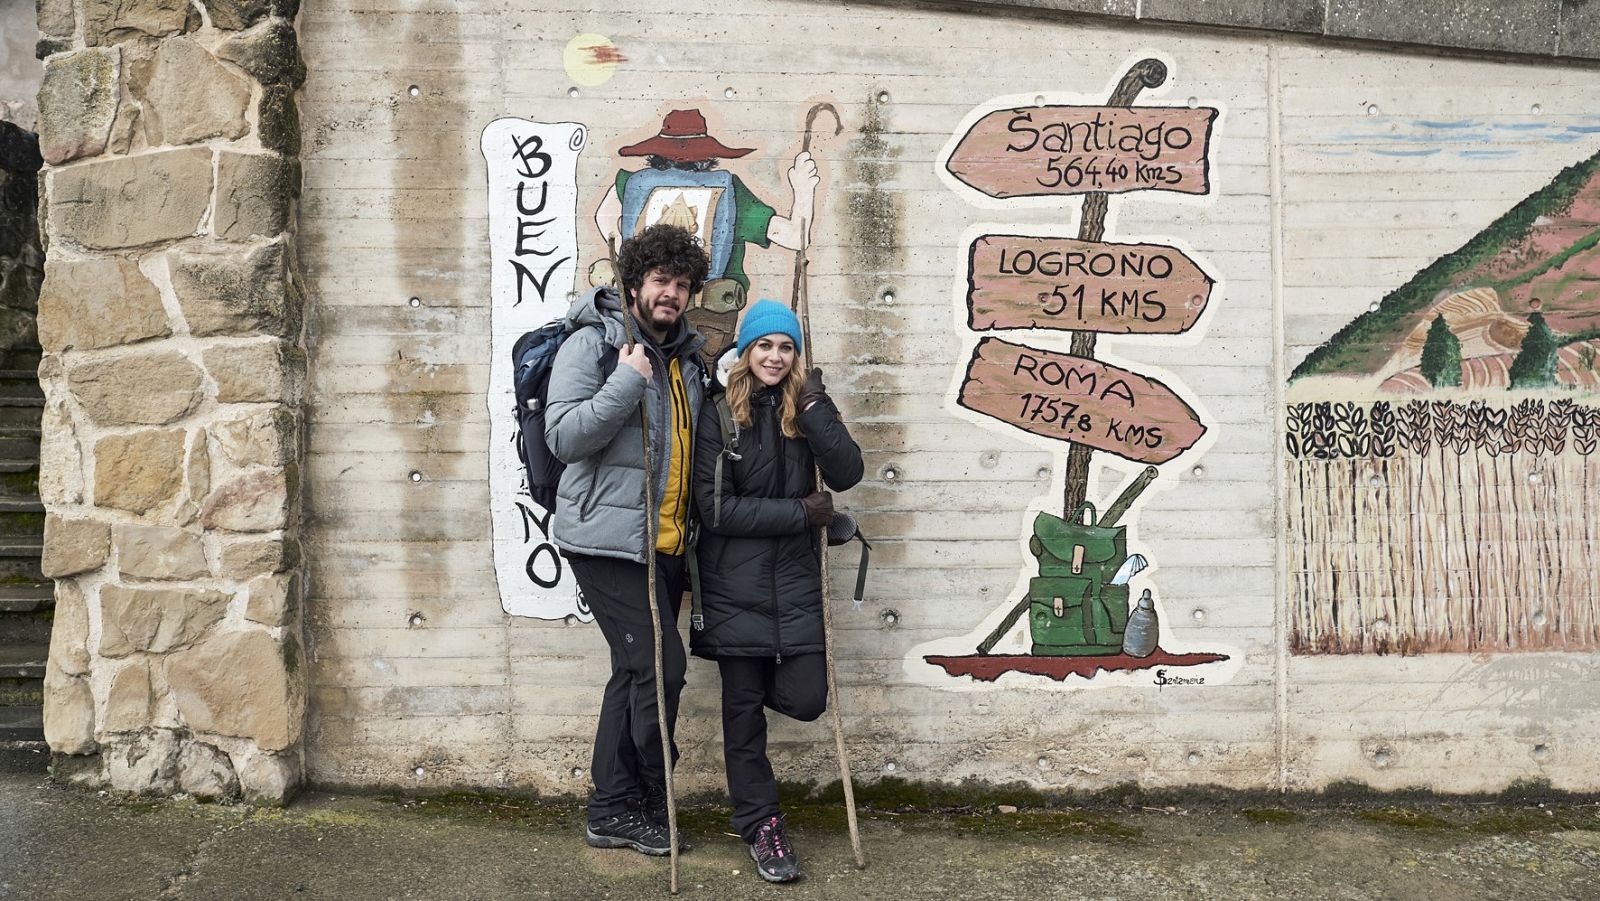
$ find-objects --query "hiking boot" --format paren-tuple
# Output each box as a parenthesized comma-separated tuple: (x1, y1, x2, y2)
(748, 814, 800, 883)
(641, 785, 692, 852)
(584, 810, 671, 856)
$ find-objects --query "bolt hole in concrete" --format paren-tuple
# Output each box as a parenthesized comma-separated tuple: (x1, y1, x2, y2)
(1533, 610, 1547, 627)
(1187, 96, 1198, 108)
(564, 614, 580, 626)
(1528, 471, 1542, 484)
(1034, 94, 1045, 106)
(1191, 464, 1205, 477)
(1036, 757, 1049, 770)
(724, 87, 735, 98)
(1186, 752, 1201, 765)
(881, 609, 899, 627)
(408, 296, 421, 307)
(1371, 618, 1390, 633)
(414, 766, 426, 777)
(1191, 608, 1207, 623)
(570, 767, 584, 778)
(1366, 103, 1380, 116)
(880, 288, 896, 305)
(1373, 749, 1392, 768)
(1368, 302, 1380, 312)
(882, 465, 899, 481)
(1531, 102, 1543, 115)
(408, 85, 421, 97)
(1533, 744, 1551, 761)
(1036, 467, 1050, 480)
(409, 471, 423, 482)
(883, 761, 897, 773)
(877, 90, 890, 103)
(407, 613, 425, 628)
(567, 86, 579, 98)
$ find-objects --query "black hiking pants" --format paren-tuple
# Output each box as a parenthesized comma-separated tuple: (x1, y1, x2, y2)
(715, 653, 828, 842)
(567, 552, 687, 823)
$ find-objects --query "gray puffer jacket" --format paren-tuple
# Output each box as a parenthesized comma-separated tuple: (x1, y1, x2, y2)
(545, 286, 707, 563)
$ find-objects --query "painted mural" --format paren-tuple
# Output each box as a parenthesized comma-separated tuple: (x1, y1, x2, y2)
(1287, 147, 1600, 654)
(907, 56, 1239, 690)
(483, 90, 837, 619)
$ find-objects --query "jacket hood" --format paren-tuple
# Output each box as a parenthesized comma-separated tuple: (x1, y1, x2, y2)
(568, 285, 707, 361)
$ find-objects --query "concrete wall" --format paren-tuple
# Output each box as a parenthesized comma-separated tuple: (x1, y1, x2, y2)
(297, 0, 1600, 795)
(1, 0, 45, 129)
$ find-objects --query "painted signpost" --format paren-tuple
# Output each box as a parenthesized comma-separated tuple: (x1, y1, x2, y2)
(917, 57, 1235, 687)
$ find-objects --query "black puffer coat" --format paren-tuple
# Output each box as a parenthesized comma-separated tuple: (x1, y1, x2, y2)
(690, 385, 863, 659)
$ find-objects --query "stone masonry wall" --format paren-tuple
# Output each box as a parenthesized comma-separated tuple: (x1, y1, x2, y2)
(35, 0, 309, 803)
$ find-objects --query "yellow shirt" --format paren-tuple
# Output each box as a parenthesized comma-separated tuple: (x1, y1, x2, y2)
(655, 358, 692, 555)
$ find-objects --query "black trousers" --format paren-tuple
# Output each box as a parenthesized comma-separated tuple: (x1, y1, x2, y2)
(715, 653, 828, 842)
(567, 552, 687, 822)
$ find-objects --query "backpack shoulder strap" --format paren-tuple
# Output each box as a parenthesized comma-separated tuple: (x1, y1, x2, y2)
(712, 395, 739, 528)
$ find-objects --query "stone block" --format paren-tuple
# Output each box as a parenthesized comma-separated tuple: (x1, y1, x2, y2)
(38, 255, 170, 352)
(67, 349, 203, 426)
(48, 148, 212, 250)
(115, 523, 209, 581)
(203, 0, 297, 31)
(84, 0, 197, 45)
(169, 242, 289, 338)
(48, 579, 90, 677)
(39, 397, 85, 506)
(1563, 1, 1600, 60)
(219, 537, 296, 577)
(37, 0, 76, 38)
(93, 428, 185, 515)
(128, 38, 251, 146)
(43, 669, 96, 755)
(49, 752, 107, 788)
(201, 470, 289, 533)
(37, 48, 120, 166)
(214, 406, 296, 469)
(216, 19, 306, 87)
(41, 515, 111, 578)
(103, 661, 153, 732)
(167, 629, 299, 752)
(1141, 0, 1323, 32)
(98, 583, 228, 658)
(203, 339, 298, 403)
(236, 748, 300, 805)
(185, 428, 210, 509)
(244, 572, 296, 627)
(106, 729, 180, 795)
(178, 741, 240, 801)
(1325, 0, 1561, 55)
(257, 86, 301, 156)
(214, 152, 297, 241)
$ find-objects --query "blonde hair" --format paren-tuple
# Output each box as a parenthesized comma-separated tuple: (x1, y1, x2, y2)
(726, 344, 805, 439)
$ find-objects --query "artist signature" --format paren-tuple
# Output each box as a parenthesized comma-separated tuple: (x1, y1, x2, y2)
(1154, 668, 1205, 689)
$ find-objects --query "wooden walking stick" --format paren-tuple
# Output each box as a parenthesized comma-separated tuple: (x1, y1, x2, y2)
(609, 239, 681, 894)
(790, 101, 867, 870)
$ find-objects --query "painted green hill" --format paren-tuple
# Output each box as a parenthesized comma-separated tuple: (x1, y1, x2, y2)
(1291, 147, 1600, 382)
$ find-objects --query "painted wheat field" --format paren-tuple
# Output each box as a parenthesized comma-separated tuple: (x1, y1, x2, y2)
(1286, 399, 1600, 655)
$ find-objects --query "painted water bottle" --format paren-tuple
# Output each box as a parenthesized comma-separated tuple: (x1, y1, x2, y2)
(1122, 589, 1159, 658)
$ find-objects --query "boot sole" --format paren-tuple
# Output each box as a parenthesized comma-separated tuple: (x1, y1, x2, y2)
(585, 827, 672, 857)
(749, 844, 800, 883)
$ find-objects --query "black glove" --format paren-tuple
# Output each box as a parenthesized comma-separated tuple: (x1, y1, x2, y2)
(800, 367, 829, 412)
(800, 491, 834, 527)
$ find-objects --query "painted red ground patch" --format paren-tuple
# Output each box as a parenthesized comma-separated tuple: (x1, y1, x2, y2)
(925, 649, 1229, 682)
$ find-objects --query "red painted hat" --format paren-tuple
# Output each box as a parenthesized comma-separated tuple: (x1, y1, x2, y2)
(618, 109, 754, 161)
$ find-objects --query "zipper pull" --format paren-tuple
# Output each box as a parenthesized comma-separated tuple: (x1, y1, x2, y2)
(776, 653, 782, 665)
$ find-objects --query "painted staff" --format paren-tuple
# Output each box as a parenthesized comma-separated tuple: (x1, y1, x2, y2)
(790, 101, 867, 870)
(1060, 58, 1169, 515)
(609, 238, 681, 894)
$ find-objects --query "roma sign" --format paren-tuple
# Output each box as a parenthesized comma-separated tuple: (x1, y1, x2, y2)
(957, 336, 1206, 465)
(946, 106, 1215, 199)
(967, 234, 1212, 334)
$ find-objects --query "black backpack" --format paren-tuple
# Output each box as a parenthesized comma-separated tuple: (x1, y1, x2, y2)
(512, 321, 614, 510)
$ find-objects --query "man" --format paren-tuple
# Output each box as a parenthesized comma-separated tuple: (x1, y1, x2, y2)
(545, 224, 709, 855)
(591, 107, 820, 359)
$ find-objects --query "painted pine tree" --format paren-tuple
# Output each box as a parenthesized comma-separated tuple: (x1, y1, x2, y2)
(1508, 309, 1559, 389)
(1420, 315, 1462, 387)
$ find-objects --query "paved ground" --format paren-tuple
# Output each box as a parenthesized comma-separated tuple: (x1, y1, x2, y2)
(2, 747, 1598, 900)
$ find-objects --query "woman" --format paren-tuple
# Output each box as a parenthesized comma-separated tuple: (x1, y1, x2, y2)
(691, 299, 863, 884)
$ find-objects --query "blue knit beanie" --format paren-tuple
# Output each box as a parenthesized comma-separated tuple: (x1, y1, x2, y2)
(735, 299, 804, 358)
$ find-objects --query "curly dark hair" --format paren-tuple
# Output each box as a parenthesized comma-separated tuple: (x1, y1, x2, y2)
(616, 223, 710, 297)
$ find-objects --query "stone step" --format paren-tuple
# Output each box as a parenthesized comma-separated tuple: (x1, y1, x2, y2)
(0, 405, 42, 429)
(0, 392, 43, 407)
(0, 370, 42, 381)
(0, 582, 53, 614)
(0, 435, 39, 460)
(0, 679, 43, 707)
(0, 706, 45, 742)
(0, 460, 39, 474)
(0, 540, 44, 558)
(0, 497, 43, 514)
(0, 424, 40, 441)
(0, 644, 46, 679)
